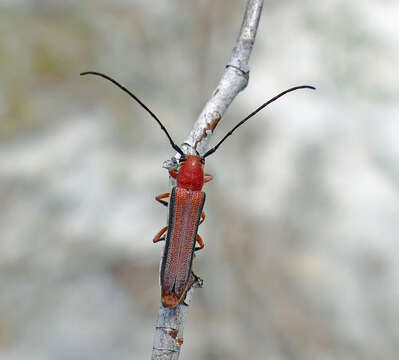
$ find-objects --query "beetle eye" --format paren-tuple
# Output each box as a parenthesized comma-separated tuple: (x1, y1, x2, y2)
(200, 158, 205, 165)
(179, 155, 187, 163)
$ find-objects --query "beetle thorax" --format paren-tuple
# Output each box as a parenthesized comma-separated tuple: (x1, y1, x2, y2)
(176, 155, 204, 191)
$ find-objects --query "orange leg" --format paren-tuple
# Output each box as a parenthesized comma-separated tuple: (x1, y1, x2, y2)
(169, 169, 178, 179)
(153, 226, 168, 243)
(204, 173, 213, 183)
(156, 192, 170, 207)
(194, 233, 204, 251)
(199, 211, 205, 224)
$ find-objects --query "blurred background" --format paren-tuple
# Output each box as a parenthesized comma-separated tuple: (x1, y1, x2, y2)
(1, 0, 398, 359)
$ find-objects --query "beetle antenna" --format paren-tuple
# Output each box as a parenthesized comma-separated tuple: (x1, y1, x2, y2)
(203, 85, 315, 158)
(80, 71, 184, 155)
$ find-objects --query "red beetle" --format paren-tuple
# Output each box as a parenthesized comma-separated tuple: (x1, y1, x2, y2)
(81, 71, 314, 307)
(152, 154, 213, 307)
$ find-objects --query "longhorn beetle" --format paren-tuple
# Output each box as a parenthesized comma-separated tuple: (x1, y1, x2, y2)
(81, 71, 315, 307)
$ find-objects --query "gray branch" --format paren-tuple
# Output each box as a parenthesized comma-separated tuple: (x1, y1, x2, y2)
(182, 0, 264, 156)
(151, 1, 264, 359)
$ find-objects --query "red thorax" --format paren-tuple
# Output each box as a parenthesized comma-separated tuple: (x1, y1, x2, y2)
(170, 155, 204, 191)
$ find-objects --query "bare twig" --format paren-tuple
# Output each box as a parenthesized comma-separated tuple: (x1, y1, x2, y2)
(151, 1, 264, 359)
(182, 0, 264, 156)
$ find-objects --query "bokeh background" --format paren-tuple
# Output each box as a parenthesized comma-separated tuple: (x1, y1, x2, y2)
(1, 1, 398, 359)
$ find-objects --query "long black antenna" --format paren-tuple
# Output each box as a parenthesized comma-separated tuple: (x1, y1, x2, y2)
(80, 71, 184, 155)
(203, 85, 315, 158)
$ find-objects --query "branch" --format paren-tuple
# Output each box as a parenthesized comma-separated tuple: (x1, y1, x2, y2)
(183, 0, 264, 156)
(151, 1, 264, 359)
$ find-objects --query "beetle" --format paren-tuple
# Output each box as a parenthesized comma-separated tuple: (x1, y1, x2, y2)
(81, 71, 315, 307)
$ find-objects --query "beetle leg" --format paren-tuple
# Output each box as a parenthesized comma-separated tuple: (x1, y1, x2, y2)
(199, 211, 205, 224)
(194, 234, 204, 251)
(153, 226, 168, 243)
(169, 169, 178, 179)
(155, 193, 170, 207)
(182, 271, 203, 306)
(204, 173, 213, 183)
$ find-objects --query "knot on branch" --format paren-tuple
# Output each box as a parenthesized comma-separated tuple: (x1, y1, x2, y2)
(226, 64, 250, 80)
